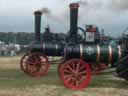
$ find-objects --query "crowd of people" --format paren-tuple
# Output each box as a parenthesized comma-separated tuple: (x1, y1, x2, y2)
(0, 41, 20, 56)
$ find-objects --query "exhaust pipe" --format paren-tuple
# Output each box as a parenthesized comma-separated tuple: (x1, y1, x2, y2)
(69, 3, 79, 43)
(34, 11, 42, 42)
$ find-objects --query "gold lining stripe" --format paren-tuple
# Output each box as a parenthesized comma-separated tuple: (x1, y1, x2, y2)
(117, 45, 122, 60)
(108, 45, 112, 64)
(96, 45, 100, 62)
(80, 44, 83, 59)
(55, 44, 58, 55)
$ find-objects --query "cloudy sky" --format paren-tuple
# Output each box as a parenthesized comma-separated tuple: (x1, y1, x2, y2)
(0, 0, 128, 36)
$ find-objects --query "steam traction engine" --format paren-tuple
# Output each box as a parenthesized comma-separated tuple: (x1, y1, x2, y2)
(20, 3, 128, 89)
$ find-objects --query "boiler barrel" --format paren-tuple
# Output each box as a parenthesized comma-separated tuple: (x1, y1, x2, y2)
(30, 43, 64, 56)
(64, 44, 122, 63)
(30, 43, 122, 64)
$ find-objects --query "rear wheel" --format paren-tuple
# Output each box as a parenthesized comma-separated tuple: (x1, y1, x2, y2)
(20, 52, 49, 77)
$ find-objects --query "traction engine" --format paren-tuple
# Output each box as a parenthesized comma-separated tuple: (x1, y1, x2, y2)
(20, 3, 128, 89)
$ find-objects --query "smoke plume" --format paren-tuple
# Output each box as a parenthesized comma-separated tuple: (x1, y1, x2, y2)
(37, 0, 128, 23)
(109, 0, 128, 11)
(36, 0, 89, 22)
(76, 0, 88, 6)
(39, 8, 51, 14)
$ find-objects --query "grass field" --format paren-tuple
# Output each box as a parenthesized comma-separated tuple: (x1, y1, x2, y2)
(0, 56, 127, 96)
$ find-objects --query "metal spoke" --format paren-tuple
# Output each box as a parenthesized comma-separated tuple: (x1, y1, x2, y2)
(27, 61, 35, 65)
(65, 74, 73, 82)
(79, 65, 85, 72)
(77, 75, 82, 81)
(38, 61, 48, 65)
(64, 69, 73, 74)
(78, 71, 86, 75)
(76, 63, 80, 72)
(74, 79, 79, 86)
(66, 65, 74, 73)
(29, 65, 33, 73)
(31, 65, 37, 73)
(71, 62, 75, 70)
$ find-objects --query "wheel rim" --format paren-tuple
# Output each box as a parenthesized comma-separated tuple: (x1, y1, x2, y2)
(20, 53, 30, 74)
(20, 52, 49, 77)
(61, 59, 91, 89)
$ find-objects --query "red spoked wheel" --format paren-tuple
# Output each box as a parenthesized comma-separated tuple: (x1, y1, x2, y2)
(20, 52, 49, 77)
(60, 59, 91, 89)
(20, 53, 30, 74)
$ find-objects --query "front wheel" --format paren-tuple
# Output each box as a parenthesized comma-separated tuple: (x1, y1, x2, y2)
(60, 59, 91, 89)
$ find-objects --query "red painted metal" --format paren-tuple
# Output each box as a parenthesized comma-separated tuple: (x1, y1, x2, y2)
(99, 63, 108, 69)
(20, 53, 30, 74)
(91, 63, 108, 74)
(70, 3, 79, 8)
(61, 59, 91, 89)
(20, 52, 49, 77)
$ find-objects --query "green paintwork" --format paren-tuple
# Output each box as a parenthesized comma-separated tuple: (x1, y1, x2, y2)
(82, 45, 120, 63)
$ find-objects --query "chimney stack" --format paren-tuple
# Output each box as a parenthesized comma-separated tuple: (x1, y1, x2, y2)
(69, 3, 79, 43)
(34, 11, 42, 42)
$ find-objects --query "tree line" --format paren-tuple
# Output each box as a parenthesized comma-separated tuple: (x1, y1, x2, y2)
(0, 32, 36, 45)
(0, 32, 66, 45)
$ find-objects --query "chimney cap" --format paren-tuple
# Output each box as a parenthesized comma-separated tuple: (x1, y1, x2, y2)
(34, 11, 42, 15)
(70, 3, 79, 8)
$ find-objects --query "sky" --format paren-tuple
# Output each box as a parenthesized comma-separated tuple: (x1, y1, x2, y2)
(0, 0, 128, 36)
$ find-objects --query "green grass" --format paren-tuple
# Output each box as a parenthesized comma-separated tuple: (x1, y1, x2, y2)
(0, 56, 127, 96)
